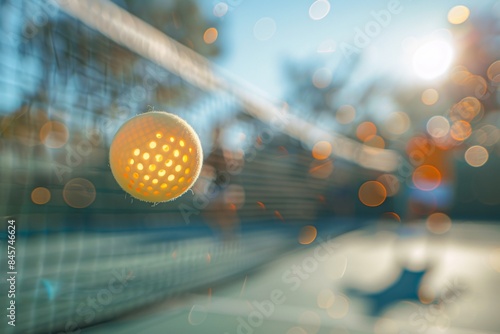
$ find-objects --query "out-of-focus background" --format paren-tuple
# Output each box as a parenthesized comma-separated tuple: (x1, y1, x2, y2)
(1, 0, 500, 333)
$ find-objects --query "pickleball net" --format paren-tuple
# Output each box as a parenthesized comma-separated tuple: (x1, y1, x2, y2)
(0, 0, 397, 332)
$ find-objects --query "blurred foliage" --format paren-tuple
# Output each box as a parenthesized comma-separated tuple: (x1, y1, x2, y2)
(0, 0, 222, 220)
(281, 7, 500, 219)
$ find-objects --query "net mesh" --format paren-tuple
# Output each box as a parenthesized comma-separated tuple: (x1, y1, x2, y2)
(0, 1, 334, 332)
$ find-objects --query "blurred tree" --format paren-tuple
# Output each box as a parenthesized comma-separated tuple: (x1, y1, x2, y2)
(124, 0, 220, 58)
(0, 0, 224, 220)
(280, 5, 500, 220)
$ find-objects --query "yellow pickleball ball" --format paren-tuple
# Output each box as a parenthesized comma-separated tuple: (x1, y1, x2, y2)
(109, 111, 203, 202)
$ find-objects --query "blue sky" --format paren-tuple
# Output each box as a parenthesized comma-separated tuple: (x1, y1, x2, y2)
(197, 0, 496, 99)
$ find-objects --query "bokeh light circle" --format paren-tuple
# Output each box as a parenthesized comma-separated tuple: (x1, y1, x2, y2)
(253, 17, 276, 41)
(299, 225, 317, 244)
(358, 181, 387, 207)
(312, 67, 332, 88)
(31, 187, 51, 205)
(364, 135, 385, 149)
(450, 120, 472, 141)
(447, 5, 470, 25)
(382, 212, 401, 222)
(312, 141, 332, 160)
(412, 165, 441, 191)
(63, 178, 96, 208)
(450, 97, 482, 122)
(421, 88, 439, 106)
(213, 2, 228, 17)
(309, 0, 331, 21)
(40, 121, 69, 148)
(465, 145, 488, 167)
(487, 60, 500, 84)
(426, 212, 452, 234)
(317, 289, 335, 309)
(384, 112, 410, 136)
(427, 116, 450, 139)
(109, 112, 203, 202)
(203, 27, 218, 44)
(474, 125, 500, 147)
(356, 122, 377, 141)
(336, 105, 356, 124)
(327, 294, 349, 319)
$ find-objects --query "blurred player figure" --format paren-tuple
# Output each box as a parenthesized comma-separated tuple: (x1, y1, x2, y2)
(193, 127, 241, 240)
(403, 134, 455, 220)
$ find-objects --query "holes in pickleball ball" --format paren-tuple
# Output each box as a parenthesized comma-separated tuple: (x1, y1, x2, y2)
(109, 112, 203, 202)
(161, 183, 167, 189)
(172, 185, 179, 191)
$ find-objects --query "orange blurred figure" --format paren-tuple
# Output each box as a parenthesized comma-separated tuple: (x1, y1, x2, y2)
(405, 134, 455, 219)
